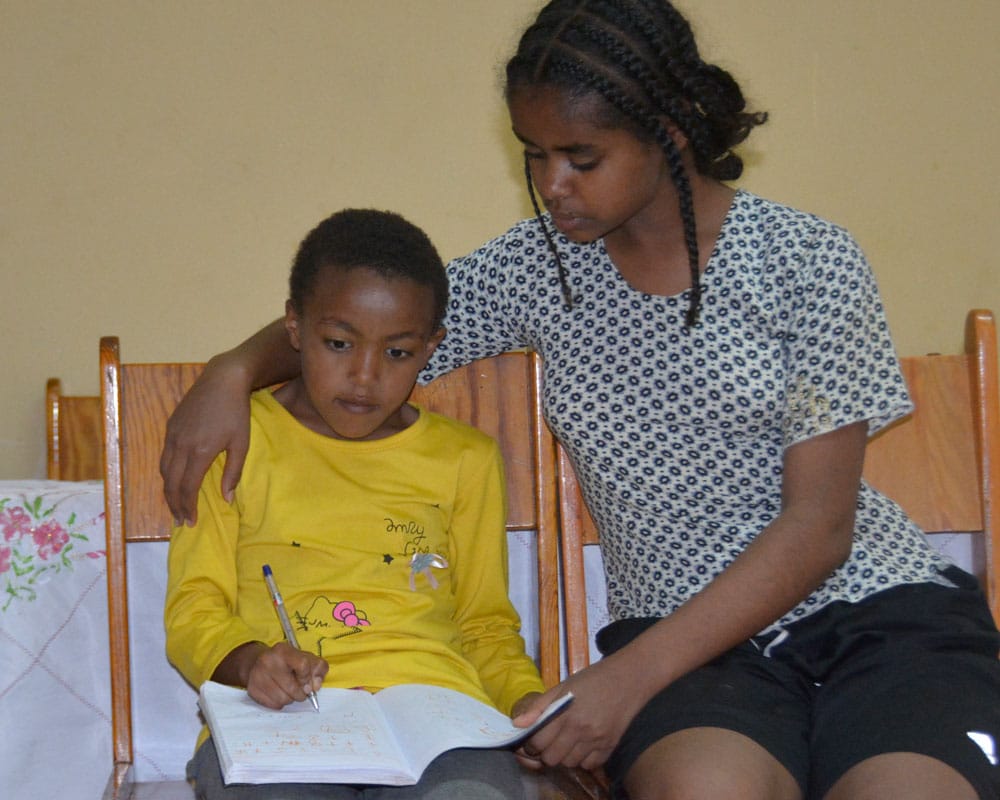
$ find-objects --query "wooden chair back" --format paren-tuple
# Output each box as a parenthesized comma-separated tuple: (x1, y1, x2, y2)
(99, 336, 563, 798)
(557, 308, 1000, 675)
(46, 378, 102, 480)
(864, 309, 1000, 618)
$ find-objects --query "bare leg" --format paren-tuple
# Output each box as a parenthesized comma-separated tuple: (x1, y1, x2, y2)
(623, 727, 801, 800)
(823, 753, 978, 800)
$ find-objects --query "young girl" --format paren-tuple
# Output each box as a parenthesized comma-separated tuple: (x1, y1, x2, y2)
(161, 3, 1000, 799)
(165, 209, 544, 799)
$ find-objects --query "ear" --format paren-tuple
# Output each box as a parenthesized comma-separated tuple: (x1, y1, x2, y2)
(284, 299, 303, 352)
(659, 116, 688, 152)
(420, 326, 446, 365)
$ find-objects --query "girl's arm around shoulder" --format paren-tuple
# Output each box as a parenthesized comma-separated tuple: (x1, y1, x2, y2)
(161, 318, 299, 526)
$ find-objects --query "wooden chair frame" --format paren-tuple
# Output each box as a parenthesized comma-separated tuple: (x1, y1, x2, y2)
(99, 336, 583, 798)
(558, 308, 1000, 675)
(46, 377, 102, 480)
(863, 309, 1000, 619)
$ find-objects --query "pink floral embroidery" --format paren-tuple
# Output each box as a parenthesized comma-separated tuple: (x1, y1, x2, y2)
(0, 496, 102, 610)
(1, 506, 32, 541)
(33, 519, 70, 560)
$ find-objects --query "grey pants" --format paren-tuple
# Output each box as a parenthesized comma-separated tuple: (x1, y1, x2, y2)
(188, 738, 526, 800)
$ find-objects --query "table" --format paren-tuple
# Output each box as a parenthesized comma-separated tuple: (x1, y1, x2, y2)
(1, 480, 111, 800)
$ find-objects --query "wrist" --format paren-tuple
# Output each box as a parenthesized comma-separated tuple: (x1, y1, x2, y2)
(214, 641, 268, 687)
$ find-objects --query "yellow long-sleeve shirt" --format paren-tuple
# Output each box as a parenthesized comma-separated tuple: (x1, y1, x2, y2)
(165, 390, 543, 718)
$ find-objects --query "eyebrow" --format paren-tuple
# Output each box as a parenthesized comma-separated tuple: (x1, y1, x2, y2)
(317, 318, 428, 341)
(512, 129, 596, 155)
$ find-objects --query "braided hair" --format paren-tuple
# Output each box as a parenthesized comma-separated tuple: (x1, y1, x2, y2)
(505, 0, 767, 326)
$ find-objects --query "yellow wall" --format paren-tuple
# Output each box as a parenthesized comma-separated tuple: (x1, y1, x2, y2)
(3, 1, 998, 478)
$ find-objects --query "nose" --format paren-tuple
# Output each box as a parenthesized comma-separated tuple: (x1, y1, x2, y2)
(532, 159, 571, 206)
(349, 348, 380, 388)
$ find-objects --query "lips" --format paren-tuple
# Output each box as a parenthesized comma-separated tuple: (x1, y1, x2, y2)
(549, 211, 587, 234)
(336, 397, 377, 414)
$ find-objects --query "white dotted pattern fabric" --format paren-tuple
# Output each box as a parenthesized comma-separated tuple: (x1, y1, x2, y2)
(426, 191, 955, 633)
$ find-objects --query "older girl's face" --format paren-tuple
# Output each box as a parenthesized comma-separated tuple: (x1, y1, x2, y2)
(508, 85, 676, 246)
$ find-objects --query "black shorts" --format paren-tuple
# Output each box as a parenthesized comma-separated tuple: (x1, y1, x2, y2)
(597, 567, 1000, 799)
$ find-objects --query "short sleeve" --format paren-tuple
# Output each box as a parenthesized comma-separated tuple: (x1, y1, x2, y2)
(781, 226, 912, 448)
(421, 227, 535, 383)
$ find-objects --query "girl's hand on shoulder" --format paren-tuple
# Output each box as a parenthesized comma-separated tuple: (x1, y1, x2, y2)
(160, 352, 253, 526)
(512, 653, 646, 771)
(246, 642, 328, 710)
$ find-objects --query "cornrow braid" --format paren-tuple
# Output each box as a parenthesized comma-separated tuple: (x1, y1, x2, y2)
(524, 154, 576, 308)
(506, 0, 767, 326)
(546, 53, 702, 325)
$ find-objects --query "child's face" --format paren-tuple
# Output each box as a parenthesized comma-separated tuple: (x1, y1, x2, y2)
(283, 265, 444, 441)
(508, 84, 675, 246)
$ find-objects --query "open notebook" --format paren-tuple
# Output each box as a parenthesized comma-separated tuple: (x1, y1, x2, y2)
(199, 681, 573, 786)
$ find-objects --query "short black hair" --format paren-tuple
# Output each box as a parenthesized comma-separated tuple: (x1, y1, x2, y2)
(289, 209, 448, 331)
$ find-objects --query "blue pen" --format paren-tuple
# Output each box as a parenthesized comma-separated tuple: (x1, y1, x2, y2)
(262, 564, 320, 712)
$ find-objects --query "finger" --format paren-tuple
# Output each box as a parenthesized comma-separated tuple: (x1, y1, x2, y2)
(220, 438, 249, 504)
(514, 749, 544, 770)
(160, 447, 190, 525)
(512, 686, 562, 726)
(528, 716, 583, 768)
(546, 726, 612, 771)
(520, 714, 561, 754)
(277, 646, 323, 702)
(309, 659, 329, 692)
(174, 447, 218, 526)
(296, 657, 328, 698)
(247, 661, 299, 709)
(580, 746, 613, 772)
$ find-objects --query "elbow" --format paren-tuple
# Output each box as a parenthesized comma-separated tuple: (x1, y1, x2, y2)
(824, 510, 856, 572)
(785, 501, 856, 575)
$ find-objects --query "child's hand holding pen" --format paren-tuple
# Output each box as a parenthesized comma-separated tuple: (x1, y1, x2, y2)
(245, 641, 328, 711)
(262, 563, 322, 711)
(209, 640, 328, 711)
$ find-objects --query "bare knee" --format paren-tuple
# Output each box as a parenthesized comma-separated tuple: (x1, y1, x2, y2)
(623, 727, 801, 800)
(822, 753, 979, 800)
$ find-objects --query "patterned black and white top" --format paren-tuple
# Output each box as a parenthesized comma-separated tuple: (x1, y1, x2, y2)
(423, 190, 954, 632)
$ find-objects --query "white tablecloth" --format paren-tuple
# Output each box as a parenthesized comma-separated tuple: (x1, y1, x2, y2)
(0, 480, 110, 800)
